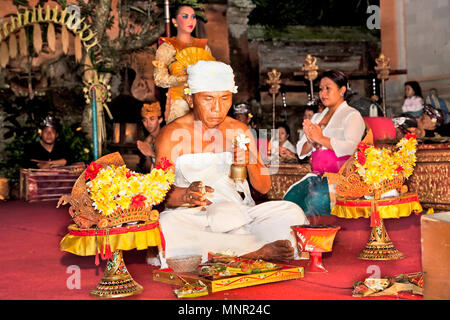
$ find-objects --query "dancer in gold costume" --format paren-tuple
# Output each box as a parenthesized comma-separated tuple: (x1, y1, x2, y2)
(153, 3, 214, 123)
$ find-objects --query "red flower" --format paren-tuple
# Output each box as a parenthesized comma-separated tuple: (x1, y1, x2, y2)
(405, 133, 417, 140)
(155, 157, 174, 171)
(126, 170, 136, 179)
(85, 162, 103, 181)
(131, 194, 147, 208)
(396, 165, 404, 172)
(357, 151, 366, 165)
(358, 142, 370, 153)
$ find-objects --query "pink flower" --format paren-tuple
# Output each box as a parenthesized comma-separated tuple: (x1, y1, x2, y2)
(85, 162, 103, 181)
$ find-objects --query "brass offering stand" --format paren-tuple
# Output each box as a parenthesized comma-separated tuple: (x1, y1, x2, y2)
(374, 53, 391, 117)
(358, 218, 404, 260)
(90, 250, 143, 298)
(60, 221, 163, 298)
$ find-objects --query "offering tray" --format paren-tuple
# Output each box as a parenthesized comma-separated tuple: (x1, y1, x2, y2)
(153, 255, 303, 293)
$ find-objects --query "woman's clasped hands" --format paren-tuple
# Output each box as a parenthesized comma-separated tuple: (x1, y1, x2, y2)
(303, 119, 324, 148)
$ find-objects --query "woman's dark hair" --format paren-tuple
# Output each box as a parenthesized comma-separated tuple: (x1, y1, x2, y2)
(405, 81, 423, 98)
(320, 70, 352, 101)
(276, 122, 291, 138)
(305, 104, 318, 114)
(171, 2, 206, 22)
(173, 3, 194, 16)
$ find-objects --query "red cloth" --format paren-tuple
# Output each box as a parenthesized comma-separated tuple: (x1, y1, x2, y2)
(0, 200, 423, 300)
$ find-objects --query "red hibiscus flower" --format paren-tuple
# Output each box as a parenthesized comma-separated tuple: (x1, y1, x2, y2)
(395, 165, 404, 172)
(155, 157, 174, 171)
(357, 151, 366, 165)
(85, 162, 103, 181)
(405, 133, 418, 140)
(131, 194, 147, 208)
(358, 142, 370, 153)
(126, 170, 136, 179)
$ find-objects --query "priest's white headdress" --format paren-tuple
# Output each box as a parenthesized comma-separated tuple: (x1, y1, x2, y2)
(185, 60, 238, 95)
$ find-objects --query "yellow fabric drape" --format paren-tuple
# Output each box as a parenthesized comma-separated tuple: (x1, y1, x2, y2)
(60, 223, 162, 256)
(331, 194, 423, 220)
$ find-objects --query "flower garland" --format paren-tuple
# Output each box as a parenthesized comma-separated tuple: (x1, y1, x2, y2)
(354, 133, 418, 188)
(85, 157, 175, 216)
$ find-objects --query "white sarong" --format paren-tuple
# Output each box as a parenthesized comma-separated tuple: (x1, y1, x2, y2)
(158, 152, 308, 267)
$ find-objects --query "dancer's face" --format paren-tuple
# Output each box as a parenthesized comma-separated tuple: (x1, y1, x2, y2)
(319, 77, 345, 109)
(173, 6, 197, 35)
(188, 91, 233, 128)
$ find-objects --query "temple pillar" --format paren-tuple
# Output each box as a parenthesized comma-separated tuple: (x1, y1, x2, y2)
(381, 0, 450, 113)
(380, 0, 407, 113)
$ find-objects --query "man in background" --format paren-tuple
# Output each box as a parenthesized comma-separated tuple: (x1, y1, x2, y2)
(26, 116, 69, 169)
(136, 102, 163, 172)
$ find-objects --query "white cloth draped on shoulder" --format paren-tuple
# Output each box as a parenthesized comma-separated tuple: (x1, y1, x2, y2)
(157, 152, 308, 267)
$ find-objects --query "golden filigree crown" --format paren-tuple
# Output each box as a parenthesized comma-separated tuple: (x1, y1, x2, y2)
(62, 153, 174, 229)
(325, 131, 417, 200)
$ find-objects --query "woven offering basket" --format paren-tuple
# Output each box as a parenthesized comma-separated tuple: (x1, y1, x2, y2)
(166, 255, 202, 273)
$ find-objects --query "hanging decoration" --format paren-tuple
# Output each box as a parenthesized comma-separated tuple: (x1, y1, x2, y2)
(0, 4, 110, 159)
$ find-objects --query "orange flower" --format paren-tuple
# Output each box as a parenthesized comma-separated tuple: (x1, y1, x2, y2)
(85, 162, 103, 181)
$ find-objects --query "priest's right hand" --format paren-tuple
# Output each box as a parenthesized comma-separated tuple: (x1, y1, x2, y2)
(183, 181, 214, 207)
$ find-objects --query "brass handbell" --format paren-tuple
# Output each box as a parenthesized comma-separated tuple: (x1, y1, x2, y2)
(230, 164, 247, 183)
(230, 135, 249, 183)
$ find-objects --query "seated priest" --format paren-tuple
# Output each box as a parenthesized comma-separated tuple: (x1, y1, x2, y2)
(25, 116, 70, 169)
(154, 60, 308, 267)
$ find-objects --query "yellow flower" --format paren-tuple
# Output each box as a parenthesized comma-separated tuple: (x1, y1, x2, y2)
(88, 161, 175, 215)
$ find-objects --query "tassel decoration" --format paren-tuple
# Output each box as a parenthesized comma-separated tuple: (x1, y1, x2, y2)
(47, 22, 55, 52)
(19, 28, 27, 57)
(95, 249, 100, 266)
(94, 232, 100, 266)
(370, 198, 381, 227)
(33, 23, 42, 54)
(8, 33, 18, 59)
(74, 34, 82, 63)
(61, 25, 69, 54)
(0, 41, 9, 68)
